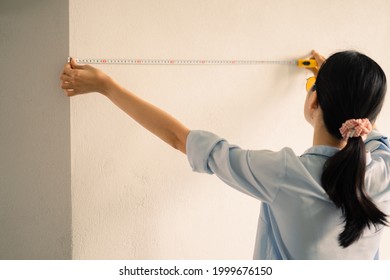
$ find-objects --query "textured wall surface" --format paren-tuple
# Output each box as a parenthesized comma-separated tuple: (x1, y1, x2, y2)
(70, 0, 390, 259)
(0, 0, 71, 259)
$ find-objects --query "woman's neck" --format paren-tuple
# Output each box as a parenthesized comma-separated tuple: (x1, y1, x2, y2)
(313, 122, 346, 149)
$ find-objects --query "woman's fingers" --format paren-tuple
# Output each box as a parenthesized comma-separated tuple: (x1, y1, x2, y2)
(60, 59, 106, 96)
(65, 89, 77, 97)
(311, 50, 326, 66)
(306, 50, 326, 76)
(60, 60, 88, 95)
(62, 62, 74, 75)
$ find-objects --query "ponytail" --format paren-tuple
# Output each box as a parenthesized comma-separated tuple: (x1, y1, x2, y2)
(322, 137, 387, 247)
(315, 51, 388, 248)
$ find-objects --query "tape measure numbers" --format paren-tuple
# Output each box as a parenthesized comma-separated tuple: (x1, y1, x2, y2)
(70, 57, 317, 68)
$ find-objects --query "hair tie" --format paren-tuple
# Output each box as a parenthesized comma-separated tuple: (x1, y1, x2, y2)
(339, 118, 372, 140)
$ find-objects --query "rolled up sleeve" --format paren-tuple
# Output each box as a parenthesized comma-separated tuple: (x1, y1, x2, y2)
(365, 129, 390, 152)
(186, 130, 224, 174)
(186, 130, 283, 203)
(365, 130, 390, 202)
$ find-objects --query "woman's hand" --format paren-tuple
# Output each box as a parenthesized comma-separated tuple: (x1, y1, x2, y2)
(60, 58, 112, 96)
(307, 50, 326, 76)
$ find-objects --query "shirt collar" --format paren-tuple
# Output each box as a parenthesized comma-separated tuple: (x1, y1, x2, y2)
(302, 145, 340, 158)
(302, 145, 372, 165)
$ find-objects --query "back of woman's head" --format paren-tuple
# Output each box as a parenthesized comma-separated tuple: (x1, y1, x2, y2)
(317, 51, 386, 134)
(316, 51, 388, 248)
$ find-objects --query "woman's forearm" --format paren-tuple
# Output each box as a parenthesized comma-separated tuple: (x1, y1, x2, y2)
(102, 77, 190, 154)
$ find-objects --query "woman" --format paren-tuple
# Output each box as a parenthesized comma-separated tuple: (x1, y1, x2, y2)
(60, 50, 389, 259)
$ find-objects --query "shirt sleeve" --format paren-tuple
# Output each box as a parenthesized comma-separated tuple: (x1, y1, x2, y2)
(186, 130, 285, 203)
(364, 129, 390, 202)
(365, 129, 390, 152)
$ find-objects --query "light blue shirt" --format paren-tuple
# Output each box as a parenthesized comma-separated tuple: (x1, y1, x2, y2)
(186, 130, 390, 259)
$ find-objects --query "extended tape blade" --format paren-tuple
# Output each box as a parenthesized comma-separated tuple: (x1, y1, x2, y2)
(72, 58, 298, 66)
(69, 57, 316, 67)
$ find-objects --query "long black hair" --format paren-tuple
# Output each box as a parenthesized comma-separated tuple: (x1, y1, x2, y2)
(316, 51, 388, 247)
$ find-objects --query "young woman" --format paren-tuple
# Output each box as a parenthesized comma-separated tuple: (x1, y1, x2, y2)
(60, 50, 389, 259)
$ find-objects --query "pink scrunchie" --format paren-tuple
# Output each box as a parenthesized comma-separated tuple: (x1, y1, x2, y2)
(339, 118, 373, 140)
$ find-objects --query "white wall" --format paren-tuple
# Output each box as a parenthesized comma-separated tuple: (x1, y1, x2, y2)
(70, 0, 390, 259)
(0, 0, 72, 259)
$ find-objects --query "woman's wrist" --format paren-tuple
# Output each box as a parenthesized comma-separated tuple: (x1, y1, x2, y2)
(99, 74, 116, 97)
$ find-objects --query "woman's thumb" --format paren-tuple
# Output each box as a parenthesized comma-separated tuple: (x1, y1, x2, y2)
(70, 57, 85, 69)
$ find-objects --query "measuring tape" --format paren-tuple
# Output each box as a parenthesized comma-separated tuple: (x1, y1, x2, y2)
(70, 58, 317, 68)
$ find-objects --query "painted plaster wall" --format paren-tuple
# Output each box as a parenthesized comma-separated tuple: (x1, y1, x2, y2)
(70, 0, 390, 259)
(0, 0, 71, 259)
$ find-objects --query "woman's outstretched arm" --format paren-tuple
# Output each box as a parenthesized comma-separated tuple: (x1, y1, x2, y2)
(60, 59, 190, 154)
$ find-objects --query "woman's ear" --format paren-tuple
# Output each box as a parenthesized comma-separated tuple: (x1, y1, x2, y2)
(304, 90, 320, 125)
(308, 91, 319, 111)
